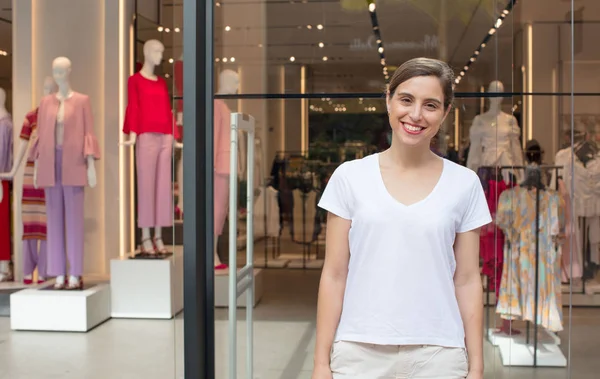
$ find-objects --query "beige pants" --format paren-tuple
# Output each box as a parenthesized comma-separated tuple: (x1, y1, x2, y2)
(330, 341, 469, 379)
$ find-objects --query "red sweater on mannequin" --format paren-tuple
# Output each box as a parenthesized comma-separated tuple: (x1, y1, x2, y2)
(123, 72, 180, 140)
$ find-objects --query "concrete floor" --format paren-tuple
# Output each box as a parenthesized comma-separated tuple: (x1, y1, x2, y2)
(0, 269, 598, 378)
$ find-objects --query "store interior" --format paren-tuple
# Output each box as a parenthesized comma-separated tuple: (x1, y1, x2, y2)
(0, 0, 600, 378)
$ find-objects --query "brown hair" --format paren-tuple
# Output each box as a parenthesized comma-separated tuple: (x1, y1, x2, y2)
(387, 57, 455, 110)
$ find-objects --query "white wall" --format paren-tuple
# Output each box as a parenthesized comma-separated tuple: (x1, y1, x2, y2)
(12, 0, 134, 280)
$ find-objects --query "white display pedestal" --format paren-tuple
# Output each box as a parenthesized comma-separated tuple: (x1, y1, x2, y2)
(110, 248, 183, 319)
(487, 328, 567, 367)
(215, 268, 264, 307)
(10, 283, 111, 332)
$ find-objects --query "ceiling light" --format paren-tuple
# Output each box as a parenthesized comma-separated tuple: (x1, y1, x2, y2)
(463, 66, 468, 70)
(169, 58, 174, 63)
(322, 56, 328, 61)
(470, 57, 476, 62)
(369, 3, 376, 12)
(216, 2, 221, 6)
(215, 58, 220, 62)
(318, 42, 324, 48)
(488, 28, 496, 35)
(230, 57, 236, 62)
(165, 73, 170, 78)
(290, 56, 296, 62)
(258, 43, 263, 48)
(378, 47, 384, 53)
(157, 26, 164, 32)
(307, 25, 312, 29)
(174, 27, 181, 33)
(223, 57, 228, 62)
(225, 26, 231, 31)
(164, 28, 171, 33)
(474, 51, 480, 55)
(495, 19, 503, 28)
(316, 24, 323, 30)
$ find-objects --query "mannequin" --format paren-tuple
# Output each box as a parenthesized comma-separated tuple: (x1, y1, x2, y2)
(122, 39, 181, 257)
(466, 80, 524, 182)
(0, 77, 57, 284)
(213, 69, 239, 269)
(0, 87, 12, 281)
(31, 57, 100, 290)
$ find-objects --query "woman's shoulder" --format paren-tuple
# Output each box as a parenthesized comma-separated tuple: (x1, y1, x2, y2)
(333, 153, 378, 178)
(441, 159, 481, 191)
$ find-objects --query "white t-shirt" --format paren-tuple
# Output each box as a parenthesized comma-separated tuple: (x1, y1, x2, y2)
(318, 153, 492, 348)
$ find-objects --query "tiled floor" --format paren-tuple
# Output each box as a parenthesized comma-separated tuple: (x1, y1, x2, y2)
(0, 269, 599, 378)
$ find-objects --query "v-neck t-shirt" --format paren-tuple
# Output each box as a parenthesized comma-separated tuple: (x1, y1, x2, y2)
(317, 153, 492, 348)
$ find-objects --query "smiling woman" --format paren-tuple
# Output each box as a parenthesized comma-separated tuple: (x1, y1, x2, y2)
(312, 57, 492, 379)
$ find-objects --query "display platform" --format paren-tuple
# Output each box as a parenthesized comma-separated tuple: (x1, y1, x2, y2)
(10, 282, 111, 332)
(487, 328, 567, 367)
(215, 268, 264, 308)
(110, 247, 183, 319)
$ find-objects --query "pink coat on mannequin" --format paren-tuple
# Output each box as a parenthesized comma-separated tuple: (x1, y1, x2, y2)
(29, 92, 101, 187)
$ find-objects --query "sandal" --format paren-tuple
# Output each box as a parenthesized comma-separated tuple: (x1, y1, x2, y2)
(65, 276, 84, 290)
(138, 237, 157, 257)
(153, 237, 170, 255)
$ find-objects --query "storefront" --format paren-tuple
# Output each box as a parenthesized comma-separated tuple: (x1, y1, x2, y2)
(0, 0, 599, 378)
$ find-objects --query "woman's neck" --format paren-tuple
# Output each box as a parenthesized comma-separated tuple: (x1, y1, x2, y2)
(386, 138, 436, 169)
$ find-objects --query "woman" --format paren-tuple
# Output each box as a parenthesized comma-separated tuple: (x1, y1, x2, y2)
(312, 57, 491, 379)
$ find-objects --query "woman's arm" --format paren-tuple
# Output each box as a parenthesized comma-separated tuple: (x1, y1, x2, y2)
(313, 212, 351, 371)
(454, 228, 484, 378)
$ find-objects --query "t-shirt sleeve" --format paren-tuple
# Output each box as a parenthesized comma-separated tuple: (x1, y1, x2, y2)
(318, 163, 352, 220)
(457, 175, 492, 233)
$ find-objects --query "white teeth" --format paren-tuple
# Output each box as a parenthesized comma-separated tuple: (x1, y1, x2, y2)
(404, 123, 423, 132)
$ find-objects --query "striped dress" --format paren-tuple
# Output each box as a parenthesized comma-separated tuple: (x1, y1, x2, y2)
(20, 109, 46, 240)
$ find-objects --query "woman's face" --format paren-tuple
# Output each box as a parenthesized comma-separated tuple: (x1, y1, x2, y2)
(386, 75, 450, 148)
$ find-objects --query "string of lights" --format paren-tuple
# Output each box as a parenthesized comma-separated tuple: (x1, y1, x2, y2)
(366, 0, 389, 83)
(454, 0, 518, 86)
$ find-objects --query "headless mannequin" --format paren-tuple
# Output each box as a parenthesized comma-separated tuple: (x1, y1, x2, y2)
(0, 88, 10, 280)
(0, 77, 57, 283)
(34, 57, 97, 289)
(122, 40, 181, 255)
(467, 80, 524, 183)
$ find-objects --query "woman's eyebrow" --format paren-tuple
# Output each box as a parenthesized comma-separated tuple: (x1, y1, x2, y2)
(396, 92, 442, 105)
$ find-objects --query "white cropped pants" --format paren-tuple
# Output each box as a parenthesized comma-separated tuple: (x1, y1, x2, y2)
(330, 341, 469, 379)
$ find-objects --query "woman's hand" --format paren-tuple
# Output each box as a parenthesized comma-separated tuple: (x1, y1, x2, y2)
(311, 363, 333, 379)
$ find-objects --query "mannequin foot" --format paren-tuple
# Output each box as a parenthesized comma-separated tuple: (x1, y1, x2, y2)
(24, 275, 34, 285)
(65, 275, 83, 290)
(153, 237, 169, 254)
(215, 263, 228, 270)
(54, 275, 66, 290)
(38, 277, 46, 284)
(496, 320, 521, 335)
(138, 238, 156, 257)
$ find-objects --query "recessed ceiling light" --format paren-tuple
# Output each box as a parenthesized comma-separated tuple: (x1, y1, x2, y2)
(369, 3, 376, 12)
(223, 57, 228, 62)
(378, 47, 384, 53)
(318, 42, 324, 48)
(316, 24, 323, 30)
(322, 56, 328, 61)
(164, 28, 171, 33)
(230, 57, 236, 62)
(225, 26, 231, 31)
(174, 27, 181, 33)
(157, 26, 164, 32)
(290, 56, 296, 62)
(169, 58, 174, 63)
(307, 25, 312, 29)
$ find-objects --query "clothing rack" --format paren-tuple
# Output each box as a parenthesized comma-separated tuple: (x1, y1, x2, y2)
(481, 164, 561, 368)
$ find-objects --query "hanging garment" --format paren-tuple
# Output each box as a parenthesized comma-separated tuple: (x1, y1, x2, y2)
(254, 186, 281, 238)
(552, 147, 600, 217)
(495, 186, 564, 332)
(480, 179, 513, 295)
(466, 112, 524, 182)
(557, 178, 583, 280)
(19, 109, 47, 240)
(292, 189, 317, 243)
(0, 114, 12, 262)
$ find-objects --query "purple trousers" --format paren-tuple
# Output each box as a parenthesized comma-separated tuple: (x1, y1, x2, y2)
(136, 133, 173, 228)
(44, 148, 85, 277)
(22, 239, 47, 277)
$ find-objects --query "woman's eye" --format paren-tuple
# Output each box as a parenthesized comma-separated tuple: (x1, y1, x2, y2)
(425, 103, 437, 109)
(400, 98, 411, 103)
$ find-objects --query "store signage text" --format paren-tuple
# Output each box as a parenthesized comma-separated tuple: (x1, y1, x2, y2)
(349, 35, 439, 52)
